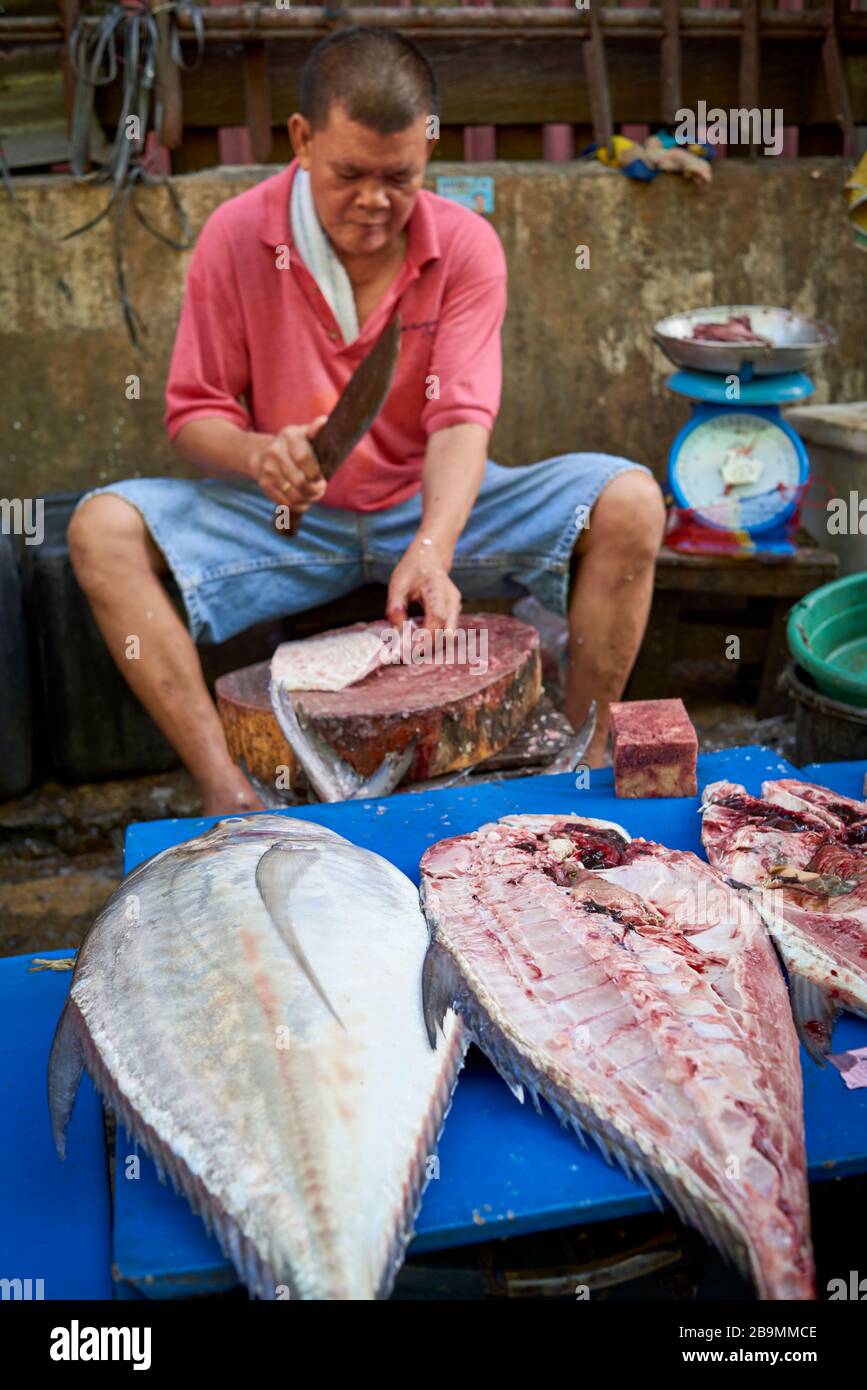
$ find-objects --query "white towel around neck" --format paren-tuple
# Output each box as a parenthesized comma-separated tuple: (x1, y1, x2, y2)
(290, 166, 360, 345)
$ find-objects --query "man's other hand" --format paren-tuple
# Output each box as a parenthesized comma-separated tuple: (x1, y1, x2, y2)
(248, 416, 328, 513)
(386, 535, 462, 633)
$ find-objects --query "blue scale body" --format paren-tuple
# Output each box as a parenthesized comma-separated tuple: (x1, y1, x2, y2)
(666, 368, 813, 541)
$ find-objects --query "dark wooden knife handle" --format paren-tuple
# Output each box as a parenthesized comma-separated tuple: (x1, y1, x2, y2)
(272, 506, 302, 538)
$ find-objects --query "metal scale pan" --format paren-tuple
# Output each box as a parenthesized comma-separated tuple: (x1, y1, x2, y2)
(653, 304, 836, 377)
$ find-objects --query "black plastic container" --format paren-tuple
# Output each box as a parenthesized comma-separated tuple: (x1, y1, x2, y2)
(22, 492, 297, 785)
(0, 530, 34, 798)
(781, 663, 867, 767)
(22, 492, 179, 782)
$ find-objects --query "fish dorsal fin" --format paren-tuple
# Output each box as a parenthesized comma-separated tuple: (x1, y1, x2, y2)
(254, 844, 345, 1029)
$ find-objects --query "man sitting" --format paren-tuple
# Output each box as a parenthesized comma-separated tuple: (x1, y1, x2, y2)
(69, 26, 665, 814)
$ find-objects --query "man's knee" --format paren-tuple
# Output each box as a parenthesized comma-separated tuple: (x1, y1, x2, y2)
(584, 470, 666, 564)
(68, 494, 162, 595)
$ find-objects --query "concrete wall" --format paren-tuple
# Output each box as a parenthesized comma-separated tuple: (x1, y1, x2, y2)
(1, 159, 864, 499)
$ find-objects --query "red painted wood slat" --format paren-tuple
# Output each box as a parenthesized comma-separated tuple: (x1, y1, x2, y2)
(778, 0, 803, 157)
(212, 0, 254, 163)
(543, 0, 575, 161)
(621, 0, 650, 144)
(464, 0, 497, 158)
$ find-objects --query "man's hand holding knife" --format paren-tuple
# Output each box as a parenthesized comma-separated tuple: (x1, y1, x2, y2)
(175, 312, 489, 636)
(247, 417, 329, 519)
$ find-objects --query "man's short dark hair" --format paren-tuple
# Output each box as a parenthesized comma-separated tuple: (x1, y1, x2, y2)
(300, 26, 440, 135)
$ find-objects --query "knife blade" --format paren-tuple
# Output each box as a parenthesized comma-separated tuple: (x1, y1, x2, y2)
(273, 313, 402, 537)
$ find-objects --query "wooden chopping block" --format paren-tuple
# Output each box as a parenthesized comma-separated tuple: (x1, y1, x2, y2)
(216, 614, 541, 787)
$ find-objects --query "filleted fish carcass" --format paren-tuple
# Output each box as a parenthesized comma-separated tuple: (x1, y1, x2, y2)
(702, 777, 867, 1061)
(420, 813, 815, 1300)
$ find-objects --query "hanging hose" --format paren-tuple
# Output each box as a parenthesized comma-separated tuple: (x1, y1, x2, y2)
(0, 1, 205, 347)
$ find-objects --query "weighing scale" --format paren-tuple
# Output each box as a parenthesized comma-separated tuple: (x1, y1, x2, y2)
(654, 305, 836, 550)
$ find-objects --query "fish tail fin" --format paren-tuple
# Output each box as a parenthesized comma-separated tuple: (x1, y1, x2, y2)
(355, 737, 418, 800)
(255, 844, 345, 1029)
(270, 680, 415, 801)
(545, 700, 597, 774)
(47, 999, 84, 1159)
(270, 683, 340, 801)
(789, 973, 841, 1065)
(421, 940, 463, 1049)
(237, 757, 288, 810)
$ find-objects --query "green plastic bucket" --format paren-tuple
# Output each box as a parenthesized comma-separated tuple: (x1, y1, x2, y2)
(787, 573, 867, 709)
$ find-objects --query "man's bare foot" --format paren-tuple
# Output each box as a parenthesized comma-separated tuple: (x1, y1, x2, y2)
(200, 766, 267, 818)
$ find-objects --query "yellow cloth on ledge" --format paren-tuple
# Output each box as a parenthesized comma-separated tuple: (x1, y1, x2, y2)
(845, 152, 867, 251)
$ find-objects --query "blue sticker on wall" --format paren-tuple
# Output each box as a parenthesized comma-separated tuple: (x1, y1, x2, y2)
(435, 175, 495, 214)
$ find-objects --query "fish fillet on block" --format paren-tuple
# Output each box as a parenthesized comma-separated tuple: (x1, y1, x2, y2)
(420, 813, 814, 1300)
(48, 815, 466, 1300)
(702, 779, 867, 1061)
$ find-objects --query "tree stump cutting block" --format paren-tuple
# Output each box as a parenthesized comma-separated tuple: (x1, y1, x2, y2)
(216, 614, 541, 788)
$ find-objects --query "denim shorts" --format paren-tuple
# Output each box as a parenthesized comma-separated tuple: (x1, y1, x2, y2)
(79, 454, 648, 645)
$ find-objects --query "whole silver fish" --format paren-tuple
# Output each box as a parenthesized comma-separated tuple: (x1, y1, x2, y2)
(49, 814, 465, 1299)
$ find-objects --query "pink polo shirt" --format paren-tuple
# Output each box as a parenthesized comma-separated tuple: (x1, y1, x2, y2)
(165, 159, 507, 512)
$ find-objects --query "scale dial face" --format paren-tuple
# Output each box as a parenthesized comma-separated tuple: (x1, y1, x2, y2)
(673, 411, 803, 531)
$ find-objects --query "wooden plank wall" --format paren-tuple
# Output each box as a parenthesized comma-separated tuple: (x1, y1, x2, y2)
(157, 3, 864, 170)
(1, 3, 865, 173)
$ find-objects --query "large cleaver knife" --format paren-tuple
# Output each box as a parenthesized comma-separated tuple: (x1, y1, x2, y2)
(273, 313, 402, 537)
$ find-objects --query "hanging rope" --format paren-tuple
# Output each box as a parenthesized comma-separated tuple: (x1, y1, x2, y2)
(0, 1, 205, 347)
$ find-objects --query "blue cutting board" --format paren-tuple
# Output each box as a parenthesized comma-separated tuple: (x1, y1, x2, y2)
(109, 746, 867, 1296)
(0, 950, 113, 1299)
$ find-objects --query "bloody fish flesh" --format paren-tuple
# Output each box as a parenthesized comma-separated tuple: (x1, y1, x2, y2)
(420, 813, 814, 1300)
(702, 778, 867, 1061)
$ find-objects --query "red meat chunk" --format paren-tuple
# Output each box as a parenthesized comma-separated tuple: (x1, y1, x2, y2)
(690, 315, 770, 346)
(610, 698, 698, 799)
